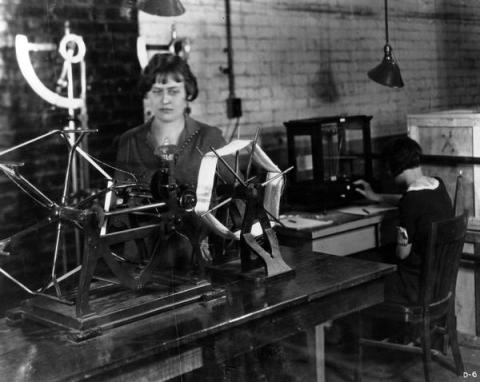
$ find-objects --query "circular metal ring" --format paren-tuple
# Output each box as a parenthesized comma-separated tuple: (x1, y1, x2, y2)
(58, 34, 86, 63)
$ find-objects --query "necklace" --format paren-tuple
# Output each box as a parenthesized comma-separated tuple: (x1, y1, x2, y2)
(147, 116, 200, 163)
(151, 128, 200, 162)
(173, 128, 200, 162)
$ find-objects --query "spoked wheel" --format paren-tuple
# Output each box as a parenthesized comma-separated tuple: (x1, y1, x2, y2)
(208, 183, 245, 263)
(96, 184, 181, 289)
(195, 135, 294, 277)
(76, 182, 198, 315)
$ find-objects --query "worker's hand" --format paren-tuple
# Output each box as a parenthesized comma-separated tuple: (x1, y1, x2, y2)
(199, 237, 213, 262)
(353, 179, 381, 202)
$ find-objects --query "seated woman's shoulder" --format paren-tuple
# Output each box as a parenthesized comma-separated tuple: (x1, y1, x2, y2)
(425, 176, 439, 187)
(118, 123, 149, 144)
(196, 120, 222, 135)
(408, 176, 439, 191)
(192, 119, 225, 146)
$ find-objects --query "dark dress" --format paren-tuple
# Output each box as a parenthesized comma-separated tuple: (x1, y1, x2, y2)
(113, 115, 227, 269)
(115, 115, 227, 186)
(385, 177, 453, 304)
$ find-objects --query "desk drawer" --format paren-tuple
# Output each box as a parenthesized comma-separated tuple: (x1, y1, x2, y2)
(313, 226, 377, 256)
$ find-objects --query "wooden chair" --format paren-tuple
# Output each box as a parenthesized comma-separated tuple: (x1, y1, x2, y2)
(354, 212, 468, 382)
(453, 172, 465, 216)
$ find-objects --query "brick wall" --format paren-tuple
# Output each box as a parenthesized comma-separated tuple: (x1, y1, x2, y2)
(139, 0, 480, 167)
(0, 0, 143, 305)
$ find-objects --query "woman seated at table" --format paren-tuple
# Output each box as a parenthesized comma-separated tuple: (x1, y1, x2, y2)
(114, 53, 228, 269)
(354, 136, 453, 304)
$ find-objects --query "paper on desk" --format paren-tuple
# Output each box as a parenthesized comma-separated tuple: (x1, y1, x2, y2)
(338, 204, 397, 216)
(468, 217, 480, 231)
(279, 215, 334, 230)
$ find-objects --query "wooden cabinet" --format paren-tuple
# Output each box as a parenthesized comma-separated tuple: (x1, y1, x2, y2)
(407, 109, 480, 217)
(284, 115, 373, 210)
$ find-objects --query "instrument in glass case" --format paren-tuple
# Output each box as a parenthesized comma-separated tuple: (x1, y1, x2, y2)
(284, 115, 373, 211)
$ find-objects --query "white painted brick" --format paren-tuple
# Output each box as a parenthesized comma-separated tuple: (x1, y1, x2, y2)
(138, 0, 480, 139)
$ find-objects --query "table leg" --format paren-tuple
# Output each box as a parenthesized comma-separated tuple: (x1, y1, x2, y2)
(306, 323, 325, 382)
(475, 242, 480, 336)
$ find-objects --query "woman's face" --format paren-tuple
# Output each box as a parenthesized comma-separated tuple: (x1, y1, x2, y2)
(146, 73, 188, 124)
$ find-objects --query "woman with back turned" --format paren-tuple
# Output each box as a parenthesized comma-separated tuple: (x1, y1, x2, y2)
(355, 136, 453, 304)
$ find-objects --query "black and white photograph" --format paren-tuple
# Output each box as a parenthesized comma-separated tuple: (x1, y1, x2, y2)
(0, 0, 479, 381)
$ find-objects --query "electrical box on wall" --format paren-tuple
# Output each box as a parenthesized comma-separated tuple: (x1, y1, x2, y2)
(226, 97, 242, 119)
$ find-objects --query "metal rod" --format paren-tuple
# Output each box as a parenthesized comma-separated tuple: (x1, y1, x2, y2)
(0, 164, 56, 207)
(263, 207, 285, 228)
(79, 58, 89, 190)
(224, 0, 235, 97)
(210, 146, 246, 187)
(260, 166, 294, 187)
(201, 197, 232, 217)
(50, 220, 63, 293)
(0, 266, 35, 294)
(57, 131, 82, 276)
(100, 224, 162, 244)
(104, 202, 167, 216)
(60, 133, 86, 205)
(41, 265, 82, 291)
(0, 130, 62, 157)
(384, 0, 389, 43)
(246, 128, 260, 179)
(101, 179, 115, 236)
(234, 151, 239, 186)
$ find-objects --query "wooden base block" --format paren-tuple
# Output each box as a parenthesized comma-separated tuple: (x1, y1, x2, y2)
(7, 274, 225, 342)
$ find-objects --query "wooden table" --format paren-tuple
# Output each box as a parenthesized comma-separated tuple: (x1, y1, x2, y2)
(277, 206, 480, 338)
(0, 248, 395, 382)
(276, 206, 398, 255)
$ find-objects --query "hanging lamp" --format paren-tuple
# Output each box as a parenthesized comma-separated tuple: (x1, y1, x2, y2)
(137, 0, 185, 17)
(368, 0, 404, 88)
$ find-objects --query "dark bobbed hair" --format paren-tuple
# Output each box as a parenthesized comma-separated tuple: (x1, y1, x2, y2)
(138, 54, 198, 101)
(382, 136, 422, 177)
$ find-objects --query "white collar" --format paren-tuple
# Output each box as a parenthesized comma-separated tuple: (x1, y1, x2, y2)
(407, 177, 439, 192)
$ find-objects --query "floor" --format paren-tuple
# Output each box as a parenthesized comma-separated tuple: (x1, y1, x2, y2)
(325, 338, 480, 382)
(325, 346, 480, 382)
(190, 329, 480, 381)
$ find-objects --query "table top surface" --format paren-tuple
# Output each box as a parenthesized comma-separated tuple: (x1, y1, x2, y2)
(276, 204, 398, 239)
(0, 248, 395, 382)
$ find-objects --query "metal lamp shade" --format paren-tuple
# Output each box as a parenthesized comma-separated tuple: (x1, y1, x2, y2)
(368, 44, 404, 88)
(137, 0, 185, 16)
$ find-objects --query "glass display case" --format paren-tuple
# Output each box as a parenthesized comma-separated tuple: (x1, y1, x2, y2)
(284, 115, 373, 210)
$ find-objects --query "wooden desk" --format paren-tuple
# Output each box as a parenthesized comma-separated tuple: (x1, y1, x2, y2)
(277, 207, 480, 339)
(276, 207, 398, 255)
(0, 248, 395, 382)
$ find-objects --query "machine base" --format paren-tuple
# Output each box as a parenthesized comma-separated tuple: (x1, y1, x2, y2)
(6, 274, 224, 342)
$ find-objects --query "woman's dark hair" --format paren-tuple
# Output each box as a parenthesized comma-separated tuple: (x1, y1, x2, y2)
(138, 54, 198, 101)
(382, 136, 422, 177)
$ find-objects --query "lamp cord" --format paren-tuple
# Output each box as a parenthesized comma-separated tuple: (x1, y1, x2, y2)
(384, 0, 389, 44)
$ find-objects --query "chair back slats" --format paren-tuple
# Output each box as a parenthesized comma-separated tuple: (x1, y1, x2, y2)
(356, 213, 467, 382)
(421, 212, 468, 311)
(453, 173, 465, 217)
